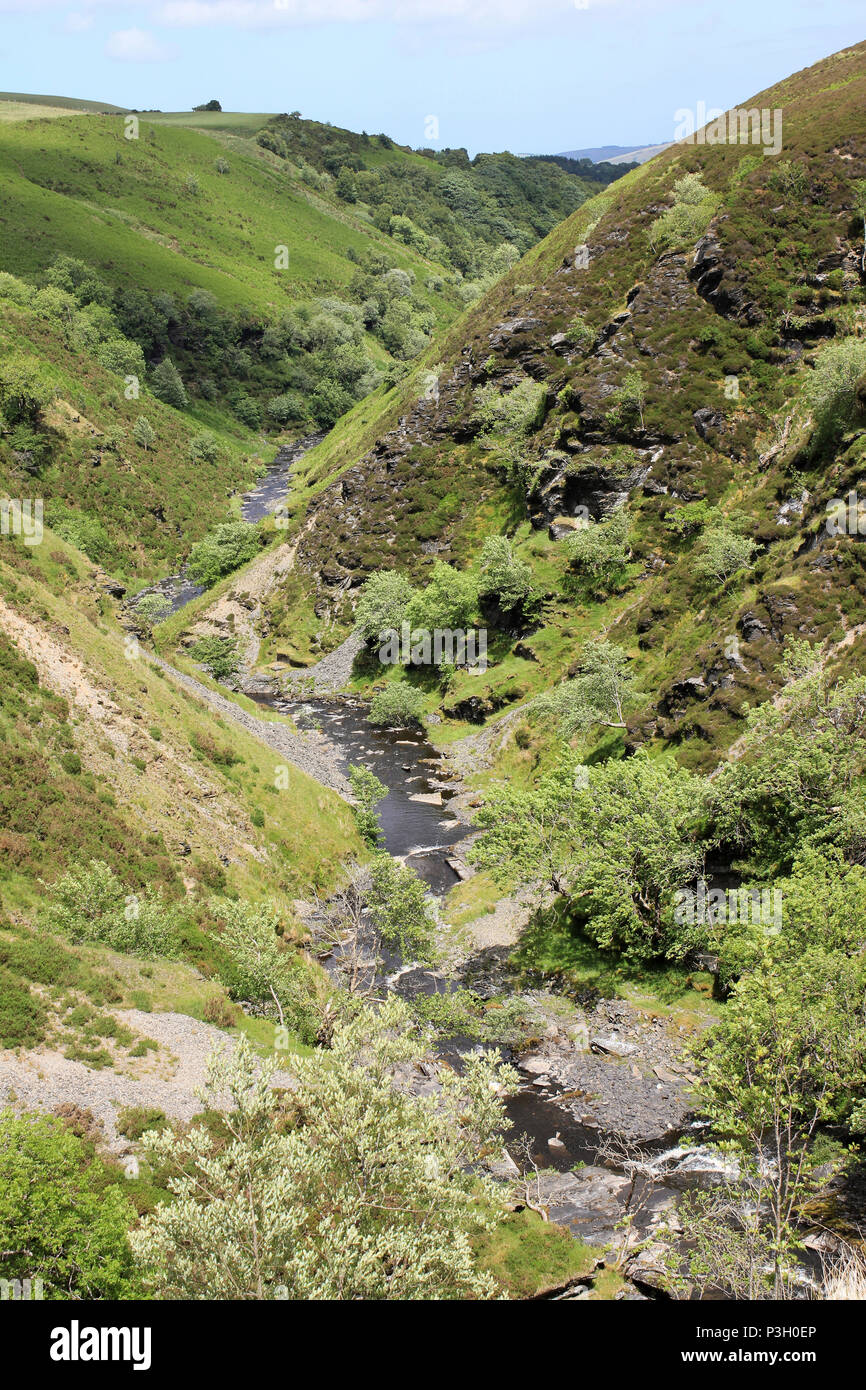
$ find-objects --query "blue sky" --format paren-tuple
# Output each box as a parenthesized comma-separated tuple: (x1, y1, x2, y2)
(1, 0, 863, 154)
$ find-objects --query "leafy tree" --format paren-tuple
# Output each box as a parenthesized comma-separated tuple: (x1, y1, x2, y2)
(134, 592, 172, 637)
(803, 336, 866, 443)
(348, 765, 387, 847)
(695, 525, 756, 582)
(0, 355, 54, 425)
(187, 522, 260, 587)
(709, 648, 866, 873)
(537, 639, 635, 736)
(211, 898, 319, 1040)
(565, 508, 630, 597)
(150, 357, 188, 409)
(406, 561, 479, 632)
(367, 682, 427, 728)
(131, 1001, 517, 1299)
(689, 948, 866, 1297)
(133, 415, 156, 450)
(367, 854, 438, 963)
(472, 751, 705, 959)
(188, 635, 239, 681)
(477, 535, 534, 619)
(0, 1110, 140, 1299)
(354, 570, 417, 647)
(44, 859, 182, 957)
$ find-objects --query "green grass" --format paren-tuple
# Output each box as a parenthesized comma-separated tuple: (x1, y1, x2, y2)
(475, 1208, 598, 1298)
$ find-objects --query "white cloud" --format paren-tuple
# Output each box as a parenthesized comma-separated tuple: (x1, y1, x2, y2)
(104, 27, 179, 60)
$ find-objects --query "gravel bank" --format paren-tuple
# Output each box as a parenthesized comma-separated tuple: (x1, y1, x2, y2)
(149, 654, 352, 797)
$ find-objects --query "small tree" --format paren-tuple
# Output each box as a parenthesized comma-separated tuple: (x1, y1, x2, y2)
(135, 592, 172, 636)
(348, 764, 387, 847)
(539, 639, 635, 736)
(695, 525, 756, 582)
(0, 1109, 140, 1299)
(477, 535, 534, 619)
(354, 570, 416, 647)
(131, 1001, 517, 1300)
(133, 415, 156, 450)
(151, 357, 188, 409)
(367, 682, 426, 728)
(368, 854, 438, 963)
(211, 899, 319, 1040)
(565, 507, 630, 597)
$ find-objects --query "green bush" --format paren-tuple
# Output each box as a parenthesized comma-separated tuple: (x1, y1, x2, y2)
(187, 523, 260, 588)
(368, 683, 427, 728)
(44, 860, 182, 958)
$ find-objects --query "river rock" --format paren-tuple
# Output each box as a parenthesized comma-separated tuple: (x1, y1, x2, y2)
(591, 1035, 638, 1058)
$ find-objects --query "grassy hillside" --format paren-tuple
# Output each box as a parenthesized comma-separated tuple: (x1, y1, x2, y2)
(243, 41, 866, 769)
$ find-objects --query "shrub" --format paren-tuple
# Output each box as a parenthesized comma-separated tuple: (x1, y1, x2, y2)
(187, 523, 260, 587)
(650, 173, 719, 252)
(695, 526, 756, 582)
(802, 337, 866, 444)
(0, 967, 47, 1047)
(188, 635, 240, 681)
(0, 1109, 140, 1297)
(368, 683, 427, 728)
(116, 1106, 168, 1141)
(354, 570, 416, 647)
(44, 860, 181, 957)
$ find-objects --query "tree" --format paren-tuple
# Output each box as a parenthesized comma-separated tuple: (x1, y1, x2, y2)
(135, 592, 171, 636)
(477, 535, 534, 620)
(187, 522, 260, 587)
(0, 354, 54, 425)
(131, 1001, 517, 1299)
(133, 415, 156, 450)
(689, 949, 866, 1297)
(193, 99, 222, 112)
(367, 682, 426, 728)
(211, 899, 319, 1040)
(44, 859, 181, 957)
(348, 764, 387, 847)
(0, 1109, 140, 1299)
(406, 561, 479, 633)
(803, 336, 866, 443)
(565, 508, 630, 597)
(354, 570, 417, 647)
(367, 854, 438, 963)
(471, 750, 706, 959)
(538, 639, 635, 736)
(150, 357, 188, 409)
(695, 525, 756, 582)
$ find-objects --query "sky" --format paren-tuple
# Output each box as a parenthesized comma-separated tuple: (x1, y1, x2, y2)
(1, 0, 864, 155)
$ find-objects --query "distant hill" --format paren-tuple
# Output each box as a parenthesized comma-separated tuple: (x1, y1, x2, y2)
(0, 91, 129, 114)
(557, 141, 671, 164)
